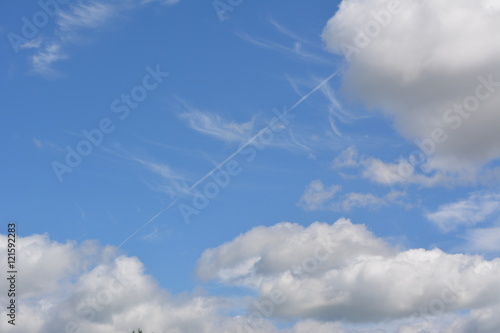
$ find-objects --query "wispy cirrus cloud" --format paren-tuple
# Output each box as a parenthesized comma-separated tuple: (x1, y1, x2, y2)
(178, 107, 255, 144)
(237, 31, 334, 65)
(32, 137, 64, 152)
(29, 1, 116, 76)
(28, 0, 180, 76)
(130, 156, 190, 199)
(31, 43, 68, 76)
(426, 191, 500, 232)
(101, 145, 190, 199)
(237, 17, 339, 66)
(56, 1, 115, 33)
(463, 227, 500, 253)
(141, 0, 181, 5)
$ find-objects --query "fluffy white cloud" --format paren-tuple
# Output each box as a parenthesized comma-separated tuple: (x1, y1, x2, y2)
(426, 192, 500, 232)
(2, 226, 500, 332)
(322, 0, 500, 170)
(0, 234, 273, 333)
(197, 219, 500, 323)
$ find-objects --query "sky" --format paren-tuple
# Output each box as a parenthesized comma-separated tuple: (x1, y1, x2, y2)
(1, 0, 500, 332)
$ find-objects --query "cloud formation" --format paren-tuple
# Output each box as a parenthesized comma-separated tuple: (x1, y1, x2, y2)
(179, 107, 255, 144)
(2, 222, 500, 332)
(0, 233, 268, 333)
(426, 192, 500, 232)
(298, 179, 409, 211)
(322, 0, 500, 171)
(197, 219, 500, 323)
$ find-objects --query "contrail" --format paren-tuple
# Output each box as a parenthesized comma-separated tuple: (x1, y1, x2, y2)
(117, 65, 345, 248)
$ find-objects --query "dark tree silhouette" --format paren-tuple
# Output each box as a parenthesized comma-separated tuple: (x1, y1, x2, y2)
(132, 328, 154, 333)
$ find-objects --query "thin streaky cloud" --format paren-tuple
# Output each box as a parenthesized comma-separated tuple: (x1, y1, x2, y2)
(117, 67, 344, 247)
(179, 106, 255, 143)
(426, 192, 500, 232)
(56, 1, 116, 32)
(28, 0, 179, 76)
(142, 0, 181, 5)
(31, 43, 68, 76)
(319, 81, 366, 123)
(268, 18, 320, 47)
(236, 31, 335, 65)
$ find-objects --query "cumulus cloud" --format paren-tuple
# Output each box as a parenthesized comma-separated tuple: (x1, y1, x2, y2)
(0, 234, 268, 333)
(1, 225, 500, 332)
(426, 192, 500, 232)
(322, 0, 500, 170)
(197, 219, 500, 323)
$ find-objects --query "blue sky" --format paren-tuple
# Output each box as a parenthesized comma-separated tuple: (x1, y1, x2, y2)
(2, 0, 500, 332)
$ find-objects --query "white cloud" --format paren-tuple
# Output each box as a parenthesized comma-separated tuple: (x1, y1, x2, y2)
(30, 1, 115, 75)
(361, 157, 446, 187)
(332, 147, 482, 187)
(56, 1, 115, 33)
(132, 156, 190, 199)
(179, 107, 255, 144)
(29, 0, 179, 76)
(237, 31, 334, 65)
(332, 146, 360, 169)
(19, 37, 43, 50)
(426, 192, 500, 232)
(2, 227, 500, 332)
(340, 192, 389, 211)
(297, 180, 341, 211)
(197, 219, 500, 323)
(32, 137, 64, 151)
(464, 227, 500, 253)
(142, 0, 181, 5)
(298, 180, 409, 211)
(322, 0, 500, 170)
(0, 233, 272, 333)
(31, 43, 68, 76)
